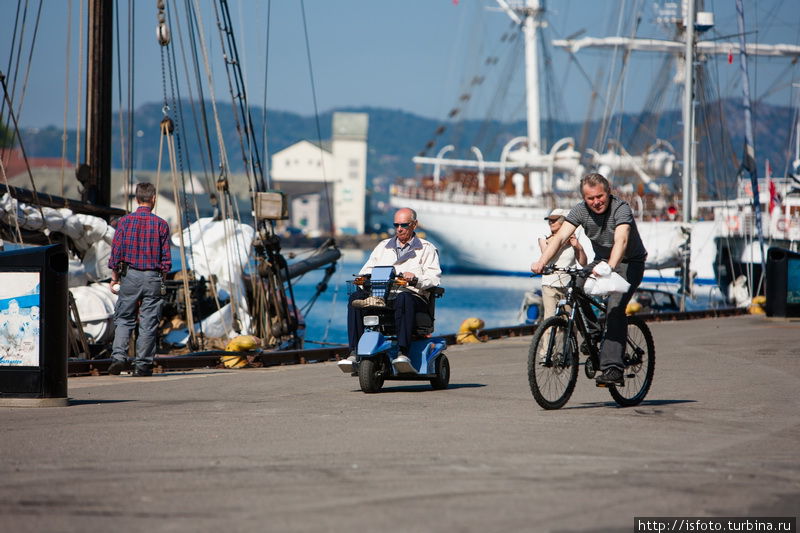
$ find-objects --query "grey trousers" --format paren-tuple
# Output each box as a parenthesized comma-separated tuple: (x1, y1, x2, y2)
(111, 268, 163, 370)
(579, 261, 644, 371)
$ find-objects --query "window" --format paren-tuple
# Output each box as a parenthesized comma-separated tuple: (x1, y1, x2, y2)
(349, 158, 359, 168)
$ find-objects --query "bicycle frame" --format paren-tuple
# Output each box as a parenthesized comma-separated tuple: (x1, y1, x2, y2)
(545, 266, 643, 370)
(544, 268, 605, 368)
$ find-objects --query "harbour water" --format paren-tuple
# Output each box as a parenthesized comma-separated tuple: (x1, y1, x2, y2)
(291, 250, 536, 345)
(290, 249, 730, 346)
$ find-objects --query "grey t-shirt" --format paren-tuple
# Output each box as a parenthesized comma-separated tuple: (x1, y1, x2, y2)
(565, 195, 647, 263)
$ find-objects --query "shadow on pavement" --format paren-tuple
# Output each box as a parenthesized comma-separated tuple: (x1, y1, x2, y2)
(68, 399, 136, 406)
(565, 399, 697, 410)
(355, 383, 487, 393)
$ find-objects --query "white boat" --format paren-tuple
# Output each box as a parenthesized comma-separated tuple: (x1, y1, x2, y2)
(390, 0, 800, 292)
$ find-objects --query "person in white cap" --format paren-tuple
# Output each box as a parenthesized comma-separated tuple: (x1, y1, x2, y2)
(538, 207, 587, 319)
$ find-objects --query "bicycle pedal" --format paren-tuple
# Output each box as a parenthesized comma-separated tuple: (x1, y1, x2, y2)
(595, 380, 623, 388)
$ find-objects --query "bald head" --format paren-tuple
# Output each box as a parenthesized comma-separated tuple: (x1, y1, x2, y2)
(393, 207, 418, 244)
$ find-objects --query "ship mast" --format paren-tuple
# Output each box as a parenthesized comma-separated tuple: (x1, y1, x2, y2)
(679, 0, 697, 306)
(497, 0, 544, 195)
(78, 0, 113, 209)
(681, 0, 696, 224)
(522, 0, 541, 155)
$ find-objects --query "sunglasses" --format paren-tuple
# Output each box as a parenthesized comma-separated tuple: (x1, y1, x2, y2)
(393, 222, 414, 228)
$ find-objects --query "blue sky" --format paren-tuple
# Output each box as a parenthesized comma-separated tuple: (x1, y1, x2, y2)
(2, 0, 799, 130)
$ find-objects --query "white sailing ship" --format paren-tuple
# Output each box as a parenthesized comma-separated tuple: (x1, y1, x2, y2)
(390, 0, 800, 294)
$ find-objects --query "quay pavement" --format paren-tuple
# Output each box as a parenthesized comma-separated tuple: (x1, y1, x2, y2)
(1, 315, 798, 532)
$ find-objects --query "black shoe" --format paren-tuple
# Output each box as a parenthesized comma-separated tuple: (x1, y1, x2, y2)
(133, 368, 153, 377)
(108, 360, 126, 375)
(595, 367, 624, 387)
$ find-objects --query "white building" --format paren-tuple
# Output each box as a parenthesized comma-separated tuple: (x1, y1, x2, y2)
(271, 112, 368, 235)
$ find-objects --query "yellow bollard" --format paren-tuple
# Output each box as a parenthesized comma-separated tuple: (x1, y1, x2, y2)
(749, 295, 766, 315)
(625, 300, 643, 316)
(456, 317, 485, 344)
(221, 335, 261, 368)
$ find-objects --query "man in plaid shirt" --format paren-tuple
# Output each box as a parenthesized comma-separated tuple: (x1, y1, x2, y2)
(107, 182, 171, 377)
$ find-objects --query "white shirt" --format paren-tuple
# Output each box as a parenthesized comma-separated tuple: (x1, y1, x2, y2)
(359, 235, 441, 296)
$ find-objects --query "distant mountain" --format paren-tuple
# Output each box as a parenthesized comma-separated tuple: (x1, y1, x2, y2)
(15, 99, 796, 187)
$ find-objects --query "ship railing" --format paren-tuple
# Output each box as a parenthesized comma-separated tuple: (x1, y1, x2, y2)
(392, 184, 545, 208)
(717, 210, 800, 241)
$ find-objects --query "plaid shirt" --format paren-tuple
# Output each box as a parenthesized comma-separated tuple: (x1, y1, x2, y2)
(108, 206, 172, 273)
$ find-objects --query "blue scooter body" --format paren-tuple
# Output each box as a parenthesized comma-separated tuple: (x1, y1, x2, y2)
(357, 330, 447, 376)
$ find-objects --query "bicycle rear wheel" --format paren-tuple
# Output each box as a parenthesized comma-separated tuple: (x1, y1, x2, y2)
(609, 316, 655, 407)
(528, 316, 579, 410)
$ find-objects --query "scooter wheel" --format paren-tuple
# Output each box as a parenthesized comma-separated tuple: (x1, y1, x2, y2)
(430, 354, 450, 390)
(359, 358, 384, 393)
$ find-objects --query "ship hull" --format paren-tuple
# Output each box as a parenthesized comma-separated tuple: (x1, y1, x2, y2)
(392, 197, 724, 284)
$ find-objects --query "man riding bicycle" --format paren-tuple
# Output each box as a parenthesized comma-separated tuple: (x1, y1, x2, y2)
(531, 173, 647, 386)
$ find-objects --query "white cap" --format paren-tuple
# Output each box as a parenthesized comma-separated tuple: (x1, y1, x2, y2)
(545, 208, 568, 220)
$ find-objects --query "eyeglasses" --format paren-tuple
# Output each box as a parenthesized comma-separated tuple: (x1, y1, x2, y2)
(393, 222, 414, 228)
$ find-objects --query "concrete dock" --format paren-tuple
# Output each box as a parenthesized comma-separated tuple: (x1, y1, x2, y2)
(1, 315, 798, 532)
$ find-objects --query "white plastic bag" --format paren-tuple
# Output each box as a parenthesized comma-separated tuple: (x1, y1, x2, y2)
(584, 271, 631, 296)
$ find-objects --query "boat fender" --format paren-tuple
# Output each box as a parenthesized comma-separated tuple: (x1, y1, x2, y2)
(725, 215, 740, 233)
(456, 317, 485, 344)
(222, 335, 261, 368)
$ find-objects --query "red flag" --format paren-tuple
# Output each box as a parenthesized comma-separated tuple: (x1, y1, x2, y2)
(766, 160, 780, 214)
(728, 51, 733, 64)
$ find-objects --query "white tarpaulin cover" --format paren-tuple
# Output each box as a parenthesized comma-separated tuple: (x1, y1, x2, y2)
(174, 218, 256, 337)
(0, 193, 115, 283)
(69, 283, 118, 344)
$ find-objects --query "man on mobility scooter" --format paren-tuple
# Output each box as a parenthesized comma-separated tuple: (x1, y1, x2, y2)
(338, 208, 447, 392)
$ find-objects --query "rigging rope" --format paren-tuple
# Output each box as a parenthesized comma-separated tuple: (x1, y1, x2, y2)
(163, 117, 200, 349)
(75, 0, 84, 169)
(261, 0, 272, 190)
(0, 155, 25, 244)
(0, 0, 24, 160)
(114, 0, 128, 195)
(299, 0, 334, 233)
(0, 76, 50, 246)
(12, 0, 43, 126)
(60, 0, 73, 198)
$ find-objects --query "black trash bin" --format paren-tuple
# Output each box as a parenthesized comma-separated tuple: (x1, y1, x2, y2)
(0, 243, 69, 407)
(765, 247, 800, 318)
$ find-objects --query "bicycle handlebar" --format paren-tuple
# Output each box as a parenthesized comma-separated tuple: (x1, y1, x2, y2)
(541, 265, 593, 278)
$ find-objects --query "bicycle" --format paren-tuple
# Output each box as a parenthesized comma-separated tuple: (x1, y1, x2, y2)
(528, 265, 655, 409)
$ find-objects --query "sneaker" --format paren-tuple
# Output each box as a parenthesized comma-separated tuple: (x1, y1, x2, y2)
(391, 354, 414, 373)
(595, 367, 624, 387)
(352, 296, 386, 308)
(108, 360, 126, 376)
(337, 353, 357, 373)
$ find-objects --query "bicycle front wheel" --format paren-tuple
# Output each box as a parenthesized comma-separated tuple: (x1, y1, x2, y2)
(527, 316, 579, 410)
(609, 316, 655, 407)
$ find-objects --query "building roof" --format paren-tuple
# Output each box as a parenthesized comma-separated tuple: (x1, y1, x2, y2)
(1, 148, 72, 182)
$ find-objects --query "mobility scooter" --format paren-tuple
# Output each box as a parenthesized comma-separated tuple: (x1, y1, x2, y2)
(339, 266, 449, 393)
